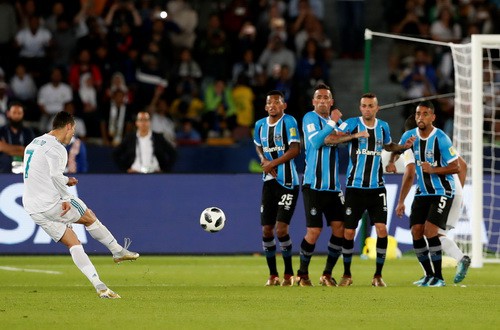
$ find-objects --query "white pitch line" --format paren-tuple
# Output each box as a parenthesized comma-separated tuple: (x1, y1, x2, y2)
(0, 266, 62, 275)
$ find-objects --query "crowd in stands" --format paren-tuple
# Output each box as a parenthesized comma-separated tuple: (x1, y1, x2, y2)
(0, 0, 499, 173)
(384, 0, 500, 137)
(0, 0, 343, 154)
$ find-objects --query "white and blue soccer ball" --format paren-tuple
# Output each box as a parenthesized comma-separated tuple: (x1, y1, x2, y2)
(200, 207, 226, 233)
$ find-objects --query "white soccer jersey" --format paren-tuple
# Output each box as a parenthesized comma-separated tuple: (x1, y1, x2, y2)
(22, 134, 71, 214)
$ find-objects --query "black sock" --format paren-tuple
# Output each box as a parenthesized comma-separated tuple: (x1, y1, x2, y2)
(262, 236, 277, 276)
(375, 236, 388, 277)
(298, 238, 315, 276)
(427, 235, 443, 280)
(413, 238, 434, 277)
(342, 239, 354, 277)
(324, 235, 343, 275)
(278, 234, 293, 276)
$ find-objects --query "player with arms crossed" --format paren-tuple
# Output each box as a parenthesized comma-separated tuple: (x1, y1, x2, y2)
(337, 93, 414, 287)
(296, 83, 367, 287)
(254, 90, 301, 286)
(393, 107, 468, 286)
(22, 111, 139, 299)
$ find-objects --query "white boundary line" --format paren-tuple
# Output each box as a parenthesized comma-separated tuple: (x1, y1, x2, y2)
(0, 266, 62, 275)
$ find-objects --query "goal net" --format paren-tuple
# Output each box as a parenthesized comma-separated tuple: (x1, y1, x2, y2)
(365, 30, 500, 267)
(451, 35, 500, 267)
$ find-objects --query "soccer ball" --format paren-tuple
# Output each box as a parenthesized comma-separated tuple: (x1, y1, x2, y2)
(200, 207, 226, 233)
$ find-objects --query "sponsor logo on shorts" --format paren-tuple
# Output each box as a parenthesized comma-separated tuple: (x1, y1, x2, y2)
(346, 207, 352, 215)
(310, 207, 317, 216)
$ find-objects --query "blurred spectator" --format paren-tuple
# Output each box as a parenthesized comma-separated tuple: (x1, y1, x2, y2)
(0, 82, 10, 123)
(113, 111, 176, 173)
(202, 78, 235, 138)
(258, 34, 296, 78)
(388, 0, 428, 83)
(430, 6, 462, 43)
(51, 16, 79, 71)
(9, 64, 38, 124)
(221, 0, 252, 46)
(170, 82, 204, 128)
(75, 72, 101, 139)
(101, 88, 134, 146)
(146, 85, 177, 147)
(232, 48, 263, 87)
(10, 63, 37, 104)
(0, 0, 18, 78)
(288, 0, 325, 21)
(76, 16, 108, 55)
(104, 0, 142, 32)
(400, 47, 438, 120)
(198, 26, 232, 82)
(294, 14, 332, 58)
(44, 1, 65, 33)
(37, 67, 73, 133)
(170, 47, 202, 97)
(336, 0, 365, 59)
(15, 15, 53, 85)
(64, 101, 87, 139)
(68, 48, 103, 91)
(176, 118, 202, 145)
(290, 0, 320, 36)
(166, 0, 198, 50)
(255, 1, 286, 54)
(105, 71, 131, 104)
(0, 103, 35, 173)
(231, 74, 255, 142)
(237, 21, 258, 57)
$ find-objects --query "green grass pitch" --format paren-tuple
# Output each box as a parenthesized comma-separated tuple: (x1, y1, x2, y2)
(1, 255, 499, 329)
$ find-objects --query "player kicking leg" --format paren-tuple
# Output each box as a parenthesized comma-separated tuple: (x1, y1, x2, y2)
(31, 197, 139, 298)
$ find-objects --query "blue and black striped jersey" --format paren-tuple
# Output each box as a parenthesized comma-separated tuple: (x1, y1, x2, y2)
(302, 111, 342, 192)
(254, 114, 301, 189)
(338, 117, 392, 189)
(400, 127, 457, 197)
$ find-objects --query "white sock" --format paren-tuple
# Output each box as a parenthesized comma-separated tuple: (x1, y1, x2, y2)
(439, 236, 464, 261)
(85, 219, 122, 254)
(69, 245, 105, 290)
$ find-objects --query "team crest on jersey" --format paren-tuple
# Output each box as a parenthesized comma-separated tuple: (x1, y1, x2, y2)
(260, 205, 264, 213)
(345, 207, 352, 215)
(289, 127, 297, 137)
(275, 134, 282, 142)
(425, 150, 434, 160)
(310, 207, 317, 216)
(307, 123, 316, 133)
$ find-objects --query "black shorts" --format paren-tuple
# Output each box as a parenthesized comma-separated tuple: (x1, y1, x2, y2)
(344, 187, 387, 230)
(302, 185, 345, 228)
(410, 195, 453, 230)
(261, 180, 299, 226)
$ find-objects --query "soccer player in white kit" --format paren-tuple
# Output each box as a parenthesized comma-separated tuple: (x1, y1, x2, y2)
(22, 111, 139, 299)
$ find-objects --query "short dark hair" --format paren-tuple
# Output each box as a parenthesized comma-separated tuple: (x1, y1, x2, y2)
(267, 90, 285, 99)
(361, 92, 377, 99)
(404, 114, 417, 130)
(52, 111, 75, 130)
(314, 83, 333, 95)
(417, 100, 435, 113)
(8, 101, 24, 111)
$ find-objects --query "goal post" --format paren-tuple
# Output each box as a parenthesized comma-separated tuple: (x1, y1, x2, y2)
(365, 29, 500, 268)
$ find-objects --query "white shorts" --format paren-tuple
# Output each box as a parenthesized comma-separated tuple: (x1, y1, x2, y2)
(30, 197, 88, 242)
(438, 190, 463, 235)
